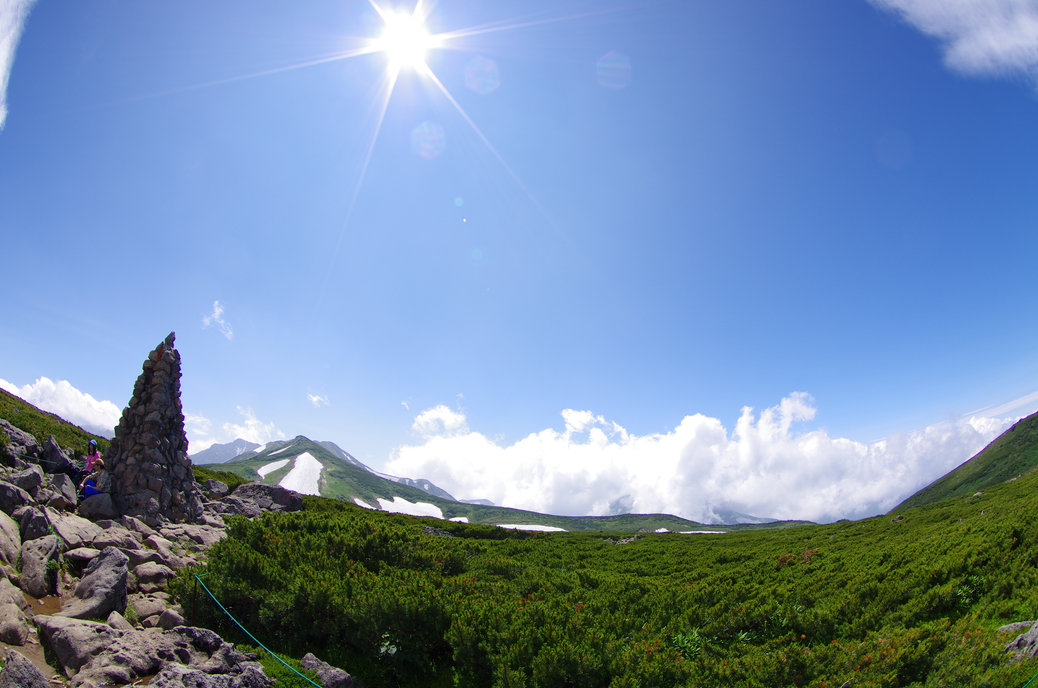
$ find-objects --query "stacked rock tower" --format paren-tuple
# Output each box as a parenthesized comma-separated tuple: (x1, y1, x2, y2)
(106, 332, 204, 524)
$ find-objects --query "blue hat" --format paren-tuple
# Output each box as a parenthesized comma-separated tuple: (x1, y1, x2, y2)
(89, 439, 97, 446)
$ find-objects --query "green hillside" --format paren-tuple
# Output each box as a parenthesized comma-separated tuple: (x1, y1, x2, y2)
(0, 387, 110, 459)
(893, 410, 1038, 512)
(175, 469, 1038, 688)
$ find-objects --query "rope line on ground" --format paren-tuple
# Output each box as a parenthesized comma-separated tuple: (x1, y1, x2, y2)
(1022, 667, 1038, 688)
(193, 573, 325, 688)
(8, 451, 75, 467)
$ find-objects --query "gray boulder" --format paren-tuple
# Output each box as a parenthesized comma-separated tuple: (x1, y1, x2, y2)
(130, 592, 171, 626)
(0, 649, 49, 688)
(92, 524, 142, 550)
(302, 652, 359, 688)
(211, 495, 262, 518)
(0, 578, 31, 644)
(9, 465, 44, 498)
(1006, 622, 1038, 660)
(48, 472, 79, 509)
(0, 483, 33, 516)
(0, 511, 21, 566)
(63, 547, 101, 574)
(121, 515, 158, 539)
(158, 607, 186, 629)
(160, 523, 226, 550)
(50, 509, 105, 549)
(20, 534, 62, 597)
(143, 534, 190, 569)
(57, 546, 128, 620)
(78, 493, 118, 520)
(134, 561, 175, 593)
(0, 598, 31, 644)
(19, 507, 49, 542)
(35, 615, 120, 674)
(106, 610, 135, 632)
(40, 436, 77, 475)
(232, 483, 303, 512)
(0, 419, 40, 461)
(202, 480, 230, 498)
(40, 619, 271, 687)
(149, 661, 273, 688)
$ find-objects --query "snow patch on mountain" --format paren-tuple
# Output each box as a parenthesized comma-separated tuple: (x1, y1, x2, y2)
(279, 452, 322, 495)
(257, 459, 290, 478)
(497, 524, 567, 532)
(376, 496, 443, 518)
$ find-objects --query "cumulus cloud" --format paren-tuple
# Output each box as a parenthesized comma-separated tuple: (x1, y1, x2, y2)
(0, 376, 120, 437)
(413, 404, 468, 437)
(869, 0, 1038, 82)
(0, 0, 36, 131)
(202, 300, 233, 340)
(307, 393, 329, 408)
(185, 406, 285, 453)
(222, 406, 285, 444)
(386, 392, 1017, 524)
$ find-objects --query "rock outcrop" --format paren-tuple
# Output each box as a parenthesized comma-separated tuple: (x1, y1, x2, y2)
(104, 333, 204, 525)
(0, 334, 325, 686)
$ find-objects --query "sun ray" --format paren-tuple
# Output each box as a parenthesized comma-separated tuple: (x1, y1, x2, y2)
(113, 46, 382, 104)
(433, 3, 645, 43)
(315, 63, 401, 308)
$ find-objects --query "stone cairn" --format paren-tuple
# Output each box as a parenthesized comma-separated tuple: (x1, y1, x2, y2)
(105, 332, 204, 525)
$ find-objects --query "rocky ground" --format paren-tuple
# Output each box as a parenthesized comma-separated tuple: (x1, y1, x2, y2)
(0, 421, 355, 688)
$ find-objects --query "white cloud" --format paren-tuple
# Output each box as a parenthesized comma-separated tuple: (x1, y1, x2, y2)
(0, 0, 36, 131)
(307, 393, 329, 408)
(0, 376, 120, 437)
(386, 393, 1017, 524)
(412, 404, 468, 437)
(185, 406, 285, 454)
(222, 406, 285, 444)
(869, 0, 1038, 82)
(202, 300, 233, 340)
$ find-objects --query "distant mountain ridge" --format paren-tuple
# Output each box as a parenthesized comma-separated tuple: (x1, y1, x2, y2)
(892, 410, 1038, 512)
(190, 439, 259, 465)
(201, 434, 799, 532)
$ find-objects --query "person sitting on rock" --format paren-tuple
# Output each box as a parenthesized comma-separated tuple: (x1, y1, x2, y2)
(85, 439, 102, 470)
(79, 458, 110, 499)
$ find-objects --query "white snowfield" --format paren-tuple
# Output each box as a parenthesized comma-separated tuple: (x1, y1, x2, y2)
(354, 498, 374, 509)
(256, 459, 290, 478)
(267, 444, 295, 457)
(277, 452, 322, 496)
(449, 516, 469, 523)
(497, 524, 567, 532)
(376, 496, 444, 518)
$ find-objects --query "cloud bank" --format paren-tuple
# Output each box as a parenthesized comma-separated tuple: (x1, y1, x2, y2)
(869, 0, 1038, 82)
(0, 0, 35, 131)
(387, 393, 1015, 524)
(0, 376, 120, 438)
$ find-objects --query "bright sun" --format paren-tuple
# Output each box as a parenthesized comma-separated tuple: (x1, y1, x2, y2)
(373, 10, 440, 70)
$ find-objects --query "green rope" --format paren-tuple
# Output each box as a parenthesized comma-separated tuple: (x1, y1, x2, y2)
(1022, 668, 1038, 688)
(8, 450, 78, 467)
(193, 574, 325, 688)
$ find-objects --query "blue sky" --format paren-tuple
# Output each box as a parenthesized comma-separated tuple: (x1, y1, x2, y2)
(3, 0, 1038, 522)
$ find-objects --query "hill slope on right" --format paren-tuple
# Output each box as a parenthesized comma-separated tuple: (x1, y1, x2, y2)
(893, 410, 1038, 513)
